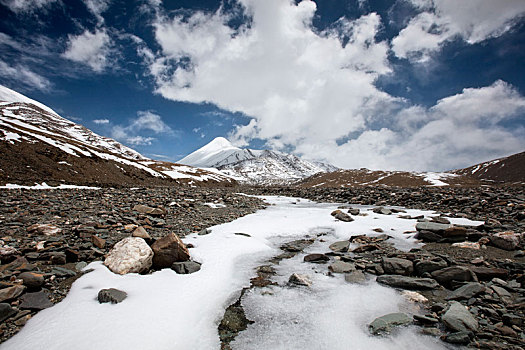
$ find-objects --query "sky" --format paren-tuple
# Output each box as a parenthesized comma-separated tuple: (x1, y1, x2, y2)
(0, 0, 524, 171)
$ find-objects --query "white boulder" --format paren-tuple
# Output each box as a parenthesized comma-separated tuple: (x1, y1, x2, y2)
(104, 237, 153, 274)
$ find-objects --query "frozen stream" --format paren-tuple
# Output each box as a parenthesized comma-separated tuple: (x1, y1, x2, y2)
(1, 196, 482, 350)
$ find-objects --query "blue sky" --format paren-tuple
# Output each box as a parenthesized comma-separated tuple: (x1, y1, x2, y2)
(0, 0, 524, 171)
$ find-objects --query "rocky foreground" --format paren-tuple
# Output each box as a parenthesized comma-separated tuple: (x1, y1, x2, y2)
(0, 185, 524, 349)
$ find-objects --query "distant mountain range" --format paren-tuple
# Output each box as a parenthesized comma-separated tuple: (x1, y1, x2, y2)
(0, 85, 234, 187)
(178, 137, 338, 185)
(453, 151, 525, 183)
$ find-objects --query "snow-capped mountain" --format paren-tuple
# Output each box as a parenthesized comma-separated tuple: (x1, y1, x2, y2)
(178, 137, 338, 184)
(453, 151, 525, 183)
(0, 85, 234, 187)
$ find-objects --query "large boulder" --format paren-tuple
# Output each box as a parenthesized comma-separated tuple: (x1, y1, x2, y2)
(151, 233, 190, 269)
(376, 275, 439, 290)
(442, 301, 478, 332)
(104, 237, 153, 274)
(381, 257, 413, 276)
(446, 282, 486, 300)
(490, 231, 522, 250)
(369, 313, 412, 335)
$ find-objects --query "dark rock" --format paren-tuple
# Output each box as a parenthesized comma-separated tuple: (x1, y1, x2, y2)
(348, 208, 360, 215)
(376, 275, 440, 290)
(19, 291, 53, 310)
(197, 228, 210, 236)
(442, 331, 472, 344)
(431, 266, 474, 287)
(443, 226, 468, 239)
(98, 288, 127, 304)
(328, 261, 355, 273)
(369, 312, 412, 335)
(171, 261, 201, 274)
(446, 282, 485, 300)
(413, 315, 438, 324)
(414, 257, 447, 275)
(49, 252, 66, 265)
(51, 267, 77, 278)
(0, 285, 26, 302)
(502, 313, 522, 326)
(490, 231, 522, 250)
(334, 212, 353, 222)
(91, 235, 106, 249)
(345, 270, 366, 284)
(328, 241, 350, 253)
(381, 257, 413, 276)
(372, 207, 392, 215)
(18, 272, 45, 289)
(303, 254, 329, 263)
(415, 222, 451, 233)
(234, 232, 251, 237)
(470, 266, 509, 281)
(441, 301, 478, 332)
(414, 230, 442, 242)
(218, 299, 253, 345)
(151, 233, 190, 269)
(0, 303, 16, 323)
(280, 239, 313, 252)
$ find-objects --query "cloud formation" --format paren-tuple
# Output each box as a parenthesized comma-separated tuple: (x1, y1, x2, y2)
(0, 60, 52, 91)
(111, 110, 173, 146)
(1, 0, 59, 14)
(143, 0, 525, 171)
(62, 29, 112, 72)
(93, 118, 109, 124)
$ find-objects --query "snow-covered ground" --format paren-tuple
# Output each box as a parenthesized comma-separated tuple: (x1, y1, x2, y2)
(2, 196, 482, 350)
(0, 183, 100, 190)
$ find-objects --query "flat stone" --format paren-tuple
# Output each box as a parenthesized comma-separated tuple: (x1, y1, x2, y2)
(415, 257, 448, 275)
(443, 226, 468, 238)
(470, 266, 508, 281)
(104, 237, 153, 274)
(334, 212, 353, 222)
(197, 228, 211, 236)
(303, 254, 329, 263)
(280, 239, 313, 252)
(415, 222, 452, 233)
(415, 230, 442, 242)
(19, 291, 53, 310)
(369, 312, 412, 335)
(348, 208, 360, 215)
(151, 233, 190, 269)
(329, 261, 355, 273)
(329, 241, 350, 253)
(288, 273, 311, 287)
(51, 266, 77, 277)
(451, 242, 480, 249)
(442, 301, 478, 332)
(446, 282, 485, 300)
(27, 223, 61, 236)
(344, 270, 366, 284)
(431, 266, 474, 287)
(18, 272, 45, 289)
(372, 207, 392, 215)
(0, 303, 16, 323)
(0, 285, 26, 302)
(376, 275, 440, 290)
(133, 204, 166, 216)
(413, 314, 438, 324)
(98, 288, 127, 304)
(132, 226, 151, 240)
(171, 261, 202, 274)
(443, 331, 472, 344)
(490, 231, 522, 251)
(381, 257, 414, 276)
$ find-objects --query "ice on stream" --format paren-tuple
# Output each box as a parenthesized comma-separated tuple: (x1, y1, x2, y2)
(1, 196, 482, 350)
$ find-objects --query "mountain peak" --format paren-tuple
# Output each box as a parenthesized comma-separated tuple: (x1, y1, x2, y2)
(204, 137, 236, 151)
(0, 84, 58, 116)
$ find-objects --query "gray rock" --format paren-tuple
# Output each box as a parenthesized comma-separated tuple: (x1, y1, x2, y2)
(348, 208, 360, 216)
(98, 288, 127, 304)
(0, 303, 16, 323)
(381, 257, 414, 276)
(198, 228, 211, 236)
(441, 301, 478, 332)
(304, 254, 329, 263)
(75, 261, 88, 272)
(280, 239, 313, 252)
(413, 315, 438, 324)
(334, 212, 353, 222)
(431, 266, 474, 287)
(329, 261, 355, 274)
(415, 257, 448, 275)
(443, 331, 472, 344)
(372, 207, 392, 215)
(446, 282, 485, 300)
(288, 273, 311, 287)
(345, 270, 366, 284)
(415, 222, 452, 233)
(0, 285, 26, 302)
(19, 272, 45, 289)
(414, 230, 442, 242)
(171, 261, 202, 274)
(329, 241, 350, 253)
(51, 266, 77, 278)
(19, 291, 53, 310)
(376, 275, 440, 290)
(491, 285, 512, 299)
(369, 312, 412, 335)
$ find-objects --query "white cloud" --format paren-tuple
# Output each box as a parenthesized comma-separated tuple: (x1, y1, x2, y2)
(0, 60, 52, 91)
(110, 110, 173, 146)
(1, 0, 59, 14)
(93, 118, 109, 124)
(83, 0, 110, 23)
(62, 29, 112, 72)
(392, 0, 525, 61)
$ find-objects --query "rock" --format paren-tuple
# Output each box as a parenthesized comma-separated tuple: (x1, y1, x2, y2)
(502, 313, 522, 326)
(18, 272, 44, 289)
(490, 231, 522, 250)
(369, 312, 412, 335)
(280, 239, 313, 252)
(414, 230, 442, 242)
(329, 261, 355, 273)
(470, 266, 509, 281)
(27, 223, 61, 236)
(344, 270, 366, 284)
(413, 315, 438, 324)
(197, 228, 211, 236)
(75, 261, 88, 272)
(334, 212, 353, 222)
(51, 267, 77, 277)
(441, 301, 478, 332)
(414, 257, 447, 275)
(133, 204, 166, 216)
(443, 331, 472, 344)
(288, 273, 311, 286)
(451, 242, 480, 249)
(348, 208, 360, 215)
(0, 256, 34, 273)
(303, 254, 329, 263)
(352, 244, 381, 253)
(376, 275, 440, 290)
(91, 235, 106, 249)
(446, 282, 485, 300)
(491, 285, 512, 299)
(98, 288, 127, 304)
(415, 222, 452, 232)
(132, 226, 151, 240)
(0, 303, 16, 323)
(19, 291, 53, 310)
(402, 291, 428, 303)
(171, 261, 201, 274)
(151, 233, 190, 269)
(443, 226, 468, 238)
(328, 241, 350, 253)
(495, 324, 517, 337)
(0, 285, 26, 302)
(49, 252, 67, 265)
(381, 257, 414, 276)
(104, 237, 153, 274)
(372, 207, 392, 215)
(431, 266, 474, 287)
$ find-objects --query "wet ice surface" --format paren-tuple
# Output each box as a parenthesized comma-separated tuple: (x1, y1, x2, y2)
(2, 196, 482, 350)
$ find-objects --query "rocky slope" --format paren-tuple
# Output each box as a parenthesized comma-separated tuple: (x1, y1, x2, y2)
(454, 151, 525, 184)
(0, 85, 234, 187)
(178, 137, 338, 185)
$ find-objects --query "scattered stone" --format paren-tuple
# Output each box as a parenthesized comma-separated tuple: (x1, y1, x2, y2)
(352, 244, 381, 253)
(171, 261, 201, 274)
(329, 261, 355, 273)
(402, 291, 428, 303)
(369, 312, 412, 335)
(345, 270, 366, 284)
(470, 266, 509, 281)
(376, 275, 440, 290)
(133, 204, 166, 216)
(91, 235, 106, 249)
(288, 273, 312, 287)
(328, 241, 350, 253)
(413, 314, 438, 324)
(381, 257, 414, 276)
(0, 303, 16, 323)
(98, 288, 127, 304)
(280, 239, 313, 252)
(415, 222, 452, 233)
(51, 267, 77, 278)
(451, 242, 480, 249)
(431, 266, 474, 287)
(198, 228, 211, 236)
(415, 230, 442, 242)
(348, 208, 360, 215)
(27, 223, 61, 236)
(441, 301, 478, 332)
(19, 291, 53, 310)
(372, 207, 392, 215)
(49, 252, 67, 265)
(18, 272, 44, 289)
(442, 331, 472, 344)
(132, 226, 151, 240)
(446, 282, 485, 300)
(414, 257, 448, 275)
(443, 226, 468, 239)
(304, 253, 329, 263)
(104, 237, 153, 274)
(490, 231, 522, 251)
(334, 212, 353, 222)
(151, 233, 190, 269)
(0, 285, 26, 302)
(75, 262, 88, 272)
